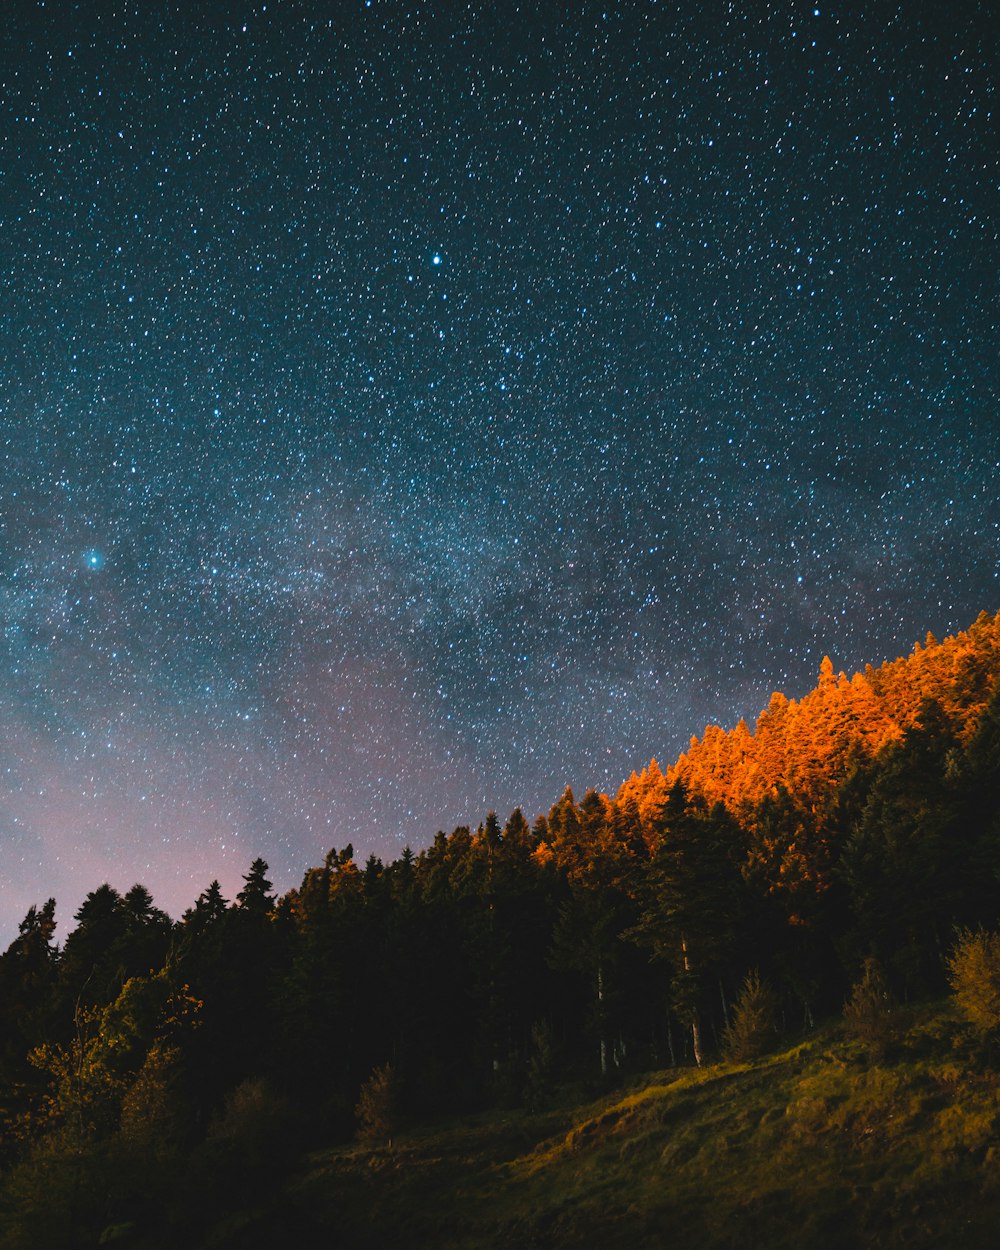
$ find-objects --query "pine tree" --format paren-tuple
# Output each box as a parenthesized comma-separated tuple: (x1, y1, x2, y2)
(58, 884, 128, 1008)
(182, 880, 228, 934)
(0, 900, 58, 1077)
(236, 858, 275, 916)
(628, 783, 743, 1066)
(843, 958, 896, 1060)
(722, 971, 777, 1063)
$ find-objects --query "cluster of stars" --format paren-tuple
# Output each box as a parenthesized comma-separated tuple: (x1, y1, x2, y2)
(0, 2, 996, 940)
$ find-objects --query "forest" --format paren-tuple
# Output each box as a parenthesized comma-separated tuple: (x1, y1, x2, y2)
(2, 609, 1000, 1247)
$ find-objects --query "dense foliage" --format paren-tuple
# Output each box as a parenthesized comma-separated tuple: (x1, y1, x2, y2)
(2, 609, 1000, 1246)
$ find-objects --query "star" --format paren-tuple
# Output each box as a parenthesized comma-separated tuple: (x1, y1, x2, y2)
(0, 0, 994, 940)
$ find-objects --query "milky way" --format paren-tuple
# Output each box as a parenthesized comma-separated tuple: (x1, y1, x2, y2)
(1, 2, 996, 941)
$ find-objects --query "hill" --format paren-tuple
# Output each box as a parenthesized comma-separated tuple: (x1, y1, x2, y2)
(621, 608, 1000, 819)
(204, 999, 1000, 1250)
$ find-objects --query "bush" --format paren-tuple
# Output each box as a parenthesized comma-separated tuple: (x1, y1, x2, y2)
(947, 928, 1000, 1038)
(0, 1128, 112, 1250)
(355, 1063, 399, 1148)
(722, 971, 778, 1063)
(843, 958, 897, 1061)
(119, 1043, 189, 1158)
(191, 1077, 298, 1206)
(157, 1077, 299, 1237)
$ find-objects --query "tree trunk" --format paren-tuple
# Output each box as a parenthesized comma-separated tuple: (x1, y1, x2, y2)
(681, 935, 703, 1067)
(690, 1015, 704, 1068)
(597, 958, 607, 1077)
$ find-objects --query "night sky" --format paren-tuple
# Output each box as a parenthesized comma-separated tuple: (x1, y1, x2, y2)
(1, 1, 996, 943)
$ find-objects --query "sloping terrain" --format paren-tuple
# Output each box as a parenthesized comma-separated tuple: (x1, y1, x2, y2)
(207, 1003, 1000, 1250)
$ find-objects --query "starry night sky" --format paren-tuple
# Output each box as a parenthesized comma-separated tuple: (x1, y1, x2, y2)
(1, 1, 996, 942)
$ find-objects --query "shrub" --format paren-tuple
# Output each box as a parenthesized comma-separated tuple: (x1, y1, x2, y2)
(843, 958, 897, 1060)
(0, 1128, 112, 1250)
(722, 971, 778, 1063)
(355, 1063, 399, 1148)
(201, 1076, 298, 1192)
(947, 928, 1000, 1038)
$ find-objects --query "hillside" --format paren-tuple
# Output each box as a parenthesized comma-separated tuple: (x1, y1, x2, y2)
(620, 608, 1000, 821)
(205, 999, 1000, 1250)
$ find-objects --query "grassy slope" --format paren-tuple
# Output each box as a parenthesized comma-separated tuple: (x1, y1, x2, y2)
(210, 1005, 1000, 1250)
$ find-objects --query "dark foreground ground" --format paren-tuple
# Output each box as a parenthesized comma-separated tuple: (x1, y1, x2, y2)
(189, 1003, 1000, 1250)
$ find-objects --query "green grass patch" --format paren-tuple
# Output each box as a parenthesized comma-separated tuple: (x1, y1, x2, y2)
(197, 1003, 1000, 1249)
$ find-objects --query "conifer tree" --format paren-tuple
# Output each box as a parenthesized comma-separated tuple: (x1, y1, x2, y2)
(628, 783, 743, 1066)
(0, 900, 58, 1078)
(722, 971, 777, 1063)
(236, 858, 275, 916)
(843, 957, 897, 1060)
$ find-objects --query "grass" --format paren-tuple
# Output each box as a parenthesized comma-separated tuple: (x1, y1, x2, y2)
(202, 1002, 1000, 1249)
